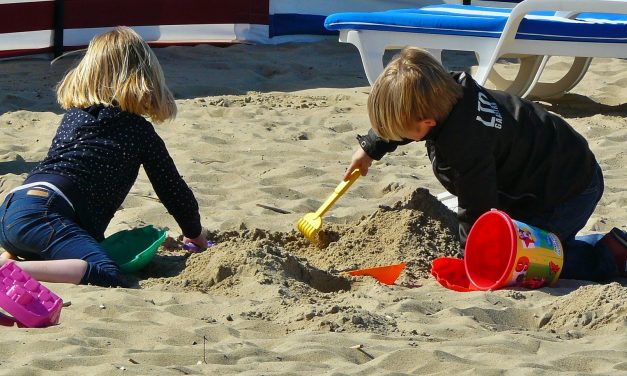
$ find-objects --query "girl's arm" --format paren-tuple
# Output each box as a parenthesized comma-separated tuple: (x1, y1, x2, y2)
(141, 128, 203, 240)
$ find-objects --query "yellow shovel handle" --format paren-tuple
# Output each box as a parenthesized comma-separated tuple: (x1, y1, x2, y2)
(314, 169, 361, 217)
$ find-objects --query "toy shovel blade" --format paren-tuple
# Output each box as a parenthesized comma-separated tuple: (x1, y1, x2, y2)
(348, 263, 406, 285)
(296, 169, 360, 244)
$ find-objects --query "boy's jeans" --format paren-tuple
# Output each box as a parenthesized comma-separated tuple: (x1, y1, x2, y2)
(526, 164, 617, 282)
(0, 187, 125, 287)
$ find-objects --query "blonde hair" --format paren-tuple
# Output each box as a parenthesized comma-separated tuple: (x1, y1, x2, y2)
(368, 47, 462, 141)
(56, 26, 176, 123)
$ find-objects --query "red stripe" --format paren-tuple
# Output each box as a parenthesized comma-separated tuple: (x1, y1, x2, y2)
(0, 41, 238, 59)
(0, 2, 54, 34)
(64, 0, 269, 28)
(0, 46, 54, 59)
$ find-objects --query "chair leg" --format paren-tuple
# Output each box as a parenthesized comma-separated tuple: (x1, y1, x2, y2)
(472, 43, 505, 86)
(525, 57, 592, 99)
(521, 55, 550, 98)
(342, 30, 387, 85)
(425, 48, 443, 62)
(484, 55, 544, 97)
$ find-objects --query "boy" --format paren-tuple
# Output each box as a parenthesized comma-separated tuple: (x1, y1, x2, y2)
(344, 47, 626, 281)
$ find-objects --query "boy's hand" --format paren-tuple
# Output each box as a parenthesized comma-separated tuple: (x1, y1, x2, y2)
(344, 148, 374, 180)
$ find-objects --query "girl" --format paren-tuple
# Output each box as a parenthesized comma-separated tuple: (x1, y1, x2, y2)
(0, 27, 208, 287)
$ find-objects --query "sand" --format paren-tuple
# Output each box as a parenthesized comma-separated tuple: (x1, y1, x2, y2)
(0, 40, 625, 375)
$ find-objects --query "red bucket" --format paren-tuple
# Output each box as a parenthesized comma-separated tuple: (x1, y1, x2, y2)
(464, 210, 564, 290)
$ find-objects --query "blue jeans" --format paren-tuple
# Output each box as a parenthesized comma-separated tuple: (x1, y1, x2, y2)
(0, 186, 127, 287)
(525, 164, 617, 281)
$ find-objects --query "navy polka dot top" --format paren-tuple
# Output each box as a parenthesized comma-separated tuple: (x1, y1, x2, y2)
(26, 105, 202, 241)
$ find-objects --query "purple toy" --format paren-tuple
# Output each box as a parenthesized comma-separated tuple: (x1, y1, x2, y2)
(182, 240, 215, 252)
(0, 262, 63, 327)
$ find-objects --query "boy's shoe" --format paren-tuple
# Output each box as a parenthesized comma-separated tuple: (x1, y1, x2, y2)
(600, 228, 627, 277)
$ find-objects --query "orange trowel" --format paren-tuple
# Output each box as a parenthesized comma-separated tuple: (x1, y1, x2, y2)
(348, 263, 406, 285)
(296, 169, 361, 244)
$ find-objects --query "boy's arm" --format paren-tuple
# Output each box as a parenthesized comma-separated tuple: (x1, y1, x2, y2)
(454, 158, 499, 245)
(357, 129, 411, 160)
(345, 129, 413, 180)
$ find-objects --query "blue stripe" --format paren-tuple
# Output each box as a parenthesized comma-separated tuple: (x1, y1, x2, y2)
(270, 14, 335, 37)
(410, 4, 627, 22)
(326, 21, 502, 38)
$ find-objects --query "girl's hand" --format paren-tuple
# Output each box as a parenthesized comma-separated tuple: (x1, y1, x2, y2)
(183, 228, 209, 253)
(344, 148, 374, 180)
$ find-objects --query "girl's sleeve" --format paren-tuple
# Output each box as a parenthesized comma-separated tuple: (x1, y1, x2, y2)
(141, 128, 202, 238)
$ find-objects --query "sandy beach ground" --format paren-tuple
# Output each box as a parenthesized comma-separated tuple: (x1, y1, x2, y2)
(0, 40, 625, 375)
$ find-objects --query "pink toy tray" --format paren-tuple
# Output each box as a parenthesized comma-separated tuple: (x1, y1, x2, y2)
(0, 262, 63, 327)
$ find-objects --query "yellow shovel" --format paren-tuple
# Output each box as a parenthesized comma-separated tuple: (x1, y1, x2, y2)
(296, 169, 361, 244)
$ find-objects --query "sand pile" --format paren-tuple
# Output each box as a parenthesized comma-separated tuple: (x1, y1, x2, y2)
(542, 282, 627, 333)
(137, 187, 627, 336)
(138, 188, 461, 334)
(142, 187, 461, 290)
(285, 187, 461, 281)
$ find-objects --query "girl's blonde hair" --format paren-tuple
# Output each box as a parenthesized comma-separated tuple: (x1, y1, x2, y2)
(56, 26, 176, 123)
(368, 47, 462, 141)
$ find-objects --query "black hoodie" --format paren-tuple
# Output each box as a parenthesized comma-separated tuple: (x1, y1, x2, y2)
(357, 72, 597, 244)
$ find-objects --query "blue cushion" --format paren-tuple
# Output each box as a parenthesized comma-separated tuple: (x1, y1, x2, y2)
(324, 4, 627, 44)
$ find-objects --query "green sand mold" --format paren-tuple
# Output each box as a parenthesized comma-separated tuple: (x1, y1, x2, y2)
(101, 226, 167, 272)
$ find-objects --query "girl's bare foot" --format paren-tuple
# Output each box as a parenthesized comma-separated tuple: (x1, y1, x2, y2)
(0, 251, 13, 266)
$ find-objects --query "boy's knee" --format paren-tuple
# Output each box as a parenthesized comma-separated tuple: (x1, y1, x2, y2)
(561, 240, 618, 282)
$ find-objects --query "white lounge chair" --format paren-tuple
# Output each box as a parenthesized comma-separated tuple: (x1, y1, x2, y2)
(324, 0, 627, 98)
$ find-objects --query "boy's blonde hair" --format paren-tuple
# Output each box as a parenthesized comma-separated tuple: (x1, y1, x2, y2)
(368, 47, 462, 141)
(56, 26, 176, 123)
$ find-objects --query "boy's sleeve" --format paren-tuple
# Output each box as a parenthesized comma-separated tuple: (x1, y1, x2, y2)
(454, 156, 499, 245)
(357, 129, 411, 160)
